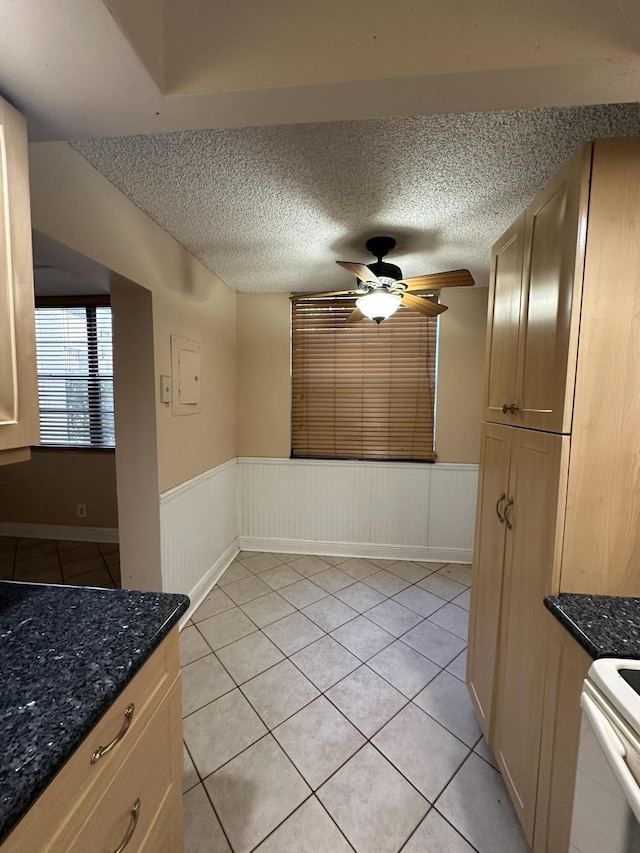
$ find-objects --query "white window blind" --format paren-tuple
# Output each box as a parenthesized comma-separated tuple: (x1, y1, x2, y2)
(291, 295, 437, 461)
(34, 305, 115, 448)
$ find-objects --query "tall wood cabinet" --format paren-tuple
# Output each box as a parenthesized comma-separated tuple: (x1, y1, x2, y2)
(0, 95, 38, 465)
(467, 136, 640, 850)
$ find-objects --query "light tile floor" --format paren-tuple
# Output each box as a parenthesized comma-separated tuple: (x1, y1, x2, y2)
(0, 535, 120, 588)
(181, 552, 530, 853)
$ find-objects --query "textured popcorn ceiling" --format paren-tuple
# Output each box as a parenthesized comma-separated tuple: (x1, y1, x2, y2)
(72, 103, 640, 293)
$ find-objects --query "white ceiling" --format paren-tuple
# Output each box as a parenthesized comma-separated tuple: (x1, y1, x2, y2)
(72, 104, 640, 293)
(1, 1, 639, 294)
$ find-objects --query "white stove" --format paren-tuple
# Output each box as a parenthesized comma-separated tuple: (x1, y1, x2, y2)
(571, 658, 640, 852)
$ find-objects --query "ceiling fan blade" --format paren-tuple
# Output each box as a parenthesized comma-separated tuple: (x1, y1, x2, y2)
(397, 269, 475, 290)
(346, 306, 365, 323)
(336, 261, 381, 285)
(292, 289, 359, 299)
(401, 292, 448, 317)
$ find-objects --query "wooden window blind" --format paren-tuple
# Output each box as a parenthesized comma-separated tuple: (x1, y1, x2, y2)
(291, 295, 437, 461)
(34, 305, 114, 448)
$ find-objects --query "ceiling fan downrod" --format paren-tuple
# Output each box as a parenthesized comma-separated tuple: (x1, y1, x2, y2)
(365, 236, 402, 284)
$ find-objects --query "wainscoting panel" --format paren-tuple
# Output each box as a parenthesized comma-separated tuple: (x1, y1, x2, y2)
(159, 459, 238, 616)
(238, 458, 478, 563)
(428, 464, 479, 551)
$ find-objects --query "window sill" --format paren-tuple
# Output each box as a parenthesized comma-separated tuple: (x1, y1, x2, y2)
(290, 454, 437, 463)
(31, 445, 116, 455)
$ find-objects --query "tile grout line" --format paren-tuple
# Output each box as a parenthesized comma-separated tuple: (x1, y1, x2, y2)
(247, 793, 358, 853)
(397, 802, 482, 853)
(198, 767, 237, 853)
(428, 750, 487, 851)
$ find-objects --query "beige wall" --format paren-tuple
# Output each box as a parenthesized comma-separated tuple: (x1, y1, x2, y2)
(161, 0, 637, 95)
(0, 449, 118, 527)
(236, 287, 488, 463)
(154, 283, 236, 491)
(237, 293, 291, 458)
(111, 276, 162, 589)
(435, 287, 488, 463)
(28, 142, 237, 493)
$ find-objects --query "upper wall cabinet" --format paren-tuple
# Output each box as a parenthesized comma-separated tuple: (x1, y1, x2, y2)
(0, 95, 38, 464)
(484, 144, 591, 433)
(483, 214, 525, 425)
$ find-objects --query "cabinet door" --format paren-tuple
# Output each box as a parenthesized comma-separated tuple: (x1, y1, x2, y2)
(484, 215, 525, 425)
(492, 428, 569, 843)
(515, 145, 591, 433)
(0, 95, 38, 461)
(466, 423, 511, 738)
(533, 613, 591, 853)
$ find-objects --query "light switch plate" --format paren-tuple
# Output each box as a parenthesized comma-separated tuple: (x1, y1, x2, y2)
(160, 374, 172, 404)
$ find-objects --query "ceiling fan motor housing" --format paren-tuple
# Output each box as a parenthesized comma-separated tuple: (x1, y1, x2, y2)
(364, 236, 402, 285)
(367, 260, 402, 282)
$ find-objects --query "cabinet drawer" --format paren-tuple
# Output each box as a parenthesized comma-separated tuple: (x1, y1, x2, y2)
(61, 679, 183, 853)
(77, 628, 179, 781)
(138, 784, 185, 853)
(1, 630, 180, 853)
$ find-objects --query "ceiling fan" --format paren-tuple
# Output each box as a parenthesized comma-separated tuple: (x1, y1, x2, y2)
(310, 236, 474, 324)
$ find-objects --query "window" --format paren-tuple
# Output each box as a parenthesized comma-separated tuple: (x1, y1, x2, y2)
(34, 303, 114, 448)
(291, 295, 437, 461)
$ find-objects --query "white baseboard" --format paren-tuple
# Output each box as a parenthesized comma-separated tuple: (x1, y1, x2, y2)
(238, 537, 472, 565)
(0, 522, 119, 543)
(179, 538, 239, 628)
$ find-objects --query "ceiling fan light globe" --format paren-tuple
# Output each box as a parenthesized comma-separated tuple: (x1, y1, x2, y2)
(356, 291, 401, 323)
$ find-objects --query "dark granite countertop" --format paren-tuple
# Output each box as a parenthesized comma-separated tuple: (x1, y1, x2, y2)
(0, 580, 188, 845)
(545, 593, 640, 660)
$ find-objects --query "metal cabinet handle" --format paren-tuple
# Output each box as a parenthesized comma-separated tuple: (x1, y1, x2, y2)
(508, 402, 520, 414)
(504, 497, 514, 529)
(495, 492, 506, 523)
(502, 403, 509, 414)
(91, 703, 135, 764)
(110, 800, 140, 853)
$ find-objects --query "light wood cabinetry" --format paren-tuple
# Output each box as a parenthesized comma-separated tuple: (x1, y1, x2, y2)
(484, 144, 591, 433)
(1, 629, 184, 853)
(468, 136, 640, 850)
(491, 428, 569, 840)
(467, 424, 510, 735)
(515, 147, 590, 434)
(483, 215, 525, 426)
(559, 138, 640, 596)
(467, 425, 569, 839)
(0, 95, 38, 464)
(533, 613, 591, 853)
